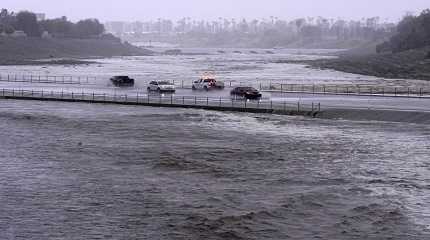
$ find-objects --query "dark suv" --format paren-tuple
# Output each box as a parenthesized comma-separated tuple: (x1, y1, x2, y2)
(110, 76, 135, 87)
(230, 87, 262, 100)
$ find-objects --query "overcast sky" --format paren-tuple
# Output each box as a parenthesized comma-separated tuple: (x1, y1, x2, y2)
(2, 0, 429, 22)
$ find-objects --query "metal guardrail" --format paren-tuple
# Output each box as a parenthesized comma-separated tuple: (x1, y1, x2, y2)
(2, 73, 428, 98)
(260, 83, 430, 98)
(0, 74, 92, 85)
(0, 88, 321, 115)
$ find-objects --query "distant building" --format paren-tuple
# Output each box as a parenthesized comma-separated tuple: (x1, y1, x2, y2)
(35, 13, 46, 21)
(105, 21, 125, 36)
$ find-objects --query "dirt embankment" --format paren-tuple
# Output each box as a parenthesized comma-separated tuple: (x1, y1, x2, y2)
(0, 37, 153, 65)
(280, 46, 430, 81)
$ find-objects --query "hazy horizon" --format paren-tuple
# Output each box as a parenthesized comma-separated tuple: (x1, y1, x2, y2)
(2, 0, 429, 22)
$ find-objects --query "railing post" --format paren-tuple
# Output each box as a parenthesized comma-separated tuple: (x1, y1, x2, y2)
(171, 95, 173, 105)
(318, 103, 321, 112)
(136, 93, 139, 103)
(207, 97, 209, 106)
(394, 88, 397, 96)
(125, 94, 128, 102)
(219, 97, 222, 107)
(284, 101, 286, 112)
(420, 88, 422, 97)
(312, 102, 314, 112)
(297, 102, 300, 112)
(194, 96, 197, 105)
(270, 101, 273, 110)
(93, 93, 95, 101)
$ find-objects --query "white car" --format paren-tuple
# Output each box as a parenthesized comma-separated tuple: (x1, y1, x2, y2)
(192, 78, 225, 91)
(147, 81, 176, 93)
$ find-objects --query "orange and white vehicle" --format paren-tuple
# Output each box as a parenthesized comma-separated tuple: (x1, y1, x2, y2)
(192, 73, 225, 91)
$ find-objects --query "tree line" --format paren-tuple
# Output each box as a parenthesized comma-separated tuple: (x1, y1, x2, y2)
(108, 17, 395, 48)
(0, 9, 104, 38)
(377, 9, 430, 53)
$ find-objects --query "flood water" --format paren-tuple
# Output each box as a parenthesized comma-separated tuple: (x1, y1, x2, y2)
(0, 100, 429, 239)
(0, 48, 429, 239)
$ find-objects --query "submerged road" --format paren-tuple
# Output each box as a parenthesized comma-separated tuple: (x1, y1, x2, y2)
(0, 81, 430, 112)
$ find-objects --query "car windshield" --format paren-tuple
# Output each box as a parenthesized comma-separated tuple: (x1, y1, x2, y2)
(158, 81, 172, 85)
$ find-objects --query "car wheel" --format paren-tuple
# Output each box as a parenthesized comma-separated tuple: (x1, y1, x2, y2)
(147, 87, 151, 91)
(157, 88, 161, 92)
(192, 86, 196, 90)
(204, 86, 208, 91)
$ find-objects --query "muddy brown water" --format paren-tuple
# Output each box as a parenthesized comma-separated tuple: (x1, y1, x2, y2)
(0, 99, 429, 239)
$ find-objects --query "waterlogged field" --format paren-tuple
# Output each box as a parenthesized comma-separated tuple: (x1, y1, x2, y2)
(0, 100, 429, 239)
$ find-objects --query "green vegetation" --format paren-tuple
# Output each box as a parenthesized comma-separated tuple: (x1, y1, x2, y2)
(283, 9, 430, 81)
(0, 8, 151, 65)
(377, 10, 430, 53)
(0, 8, 105, 38)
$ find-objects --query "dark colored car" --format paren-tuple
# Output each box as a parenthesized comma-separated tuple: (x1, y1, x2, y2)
(110, 76, 135, 87)
(231, 87, 262, 100)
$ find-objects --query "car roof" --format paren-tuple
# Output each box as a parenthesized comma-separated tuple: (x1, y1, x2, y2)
(234, 87, 256, 90)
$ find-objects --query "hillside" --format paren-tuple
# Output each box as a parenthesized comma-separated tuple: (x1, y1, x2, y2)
(0, 37, 153, 65)
(308, 46, 430, 80)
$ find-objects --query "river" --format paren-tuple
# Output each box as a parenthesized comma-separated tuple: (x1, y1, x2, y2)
(0, 48, 429, 239)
